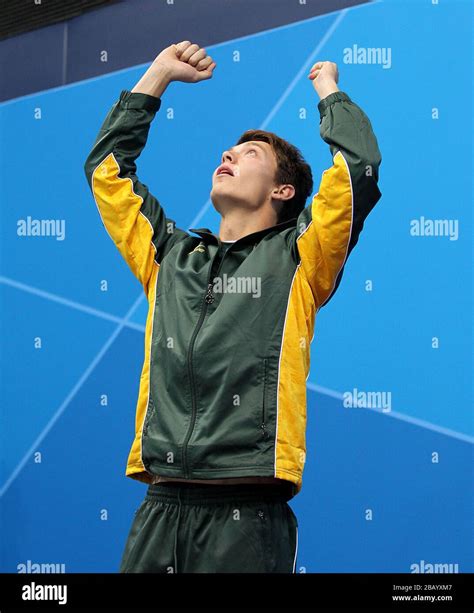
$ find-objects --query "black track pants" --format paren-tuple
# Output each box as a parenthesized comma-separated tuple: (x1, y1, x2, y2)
(119, 481, 298, 573)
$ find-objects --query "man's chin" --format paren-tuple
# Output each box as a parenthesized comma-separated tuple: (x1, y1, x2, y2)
(210, 188, 231, 206)
(210, 191, 247, 216)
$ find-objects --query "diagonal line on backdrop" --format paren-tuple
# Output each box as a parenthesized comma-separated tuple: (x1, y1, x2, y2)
(0, 291, 145, 498)
(0, 275, 145, 333)
(306, 383, 474, 444)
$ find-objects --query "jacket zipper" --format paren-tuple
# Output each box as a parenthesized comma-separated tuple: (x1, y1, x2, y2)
(261, 358, 268, 439)
(182, 247, 226, 478)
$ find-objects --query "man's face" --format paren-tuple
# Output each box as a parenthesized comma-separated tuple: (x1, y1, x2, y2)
(210, 141, 279, 216)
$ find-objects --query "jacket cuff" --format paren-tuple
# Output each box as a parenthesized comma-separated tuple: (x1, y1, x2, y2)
(119, 89, 162, 112)
(318, 90, 351, 117)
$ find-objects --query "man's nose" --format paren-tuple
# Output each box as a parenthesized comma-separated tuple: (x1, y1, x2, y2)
(222, 150, 234, 163)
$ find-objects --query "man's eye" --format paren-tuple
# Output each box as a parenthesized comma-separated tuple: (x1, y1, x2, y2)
(247, 149, 256, 154)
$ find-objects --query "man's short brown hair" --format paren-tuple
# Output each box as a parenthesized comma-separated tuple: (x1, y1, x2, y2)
(235, 129, 313, 223)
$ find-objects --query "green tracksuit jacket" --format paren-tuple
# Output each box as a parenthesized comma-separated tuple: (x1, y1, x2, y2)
(84, 88, 382, 498)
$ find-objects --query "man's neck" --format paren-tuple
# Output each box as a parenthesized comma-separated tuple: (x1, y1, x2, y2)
(218, 208, 277, 242)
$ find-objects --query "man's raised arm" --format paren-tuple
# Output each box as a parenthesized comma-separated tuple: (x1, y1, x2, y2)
(292, 61, 382, 309)
(83, 41, 216, 292)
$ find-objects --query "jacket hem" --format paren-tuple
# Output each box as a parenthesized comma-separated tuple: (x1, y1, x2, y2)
(126, 462, 302, 494)
(143, 464, 279, 476)
(127, 462, 301, 477)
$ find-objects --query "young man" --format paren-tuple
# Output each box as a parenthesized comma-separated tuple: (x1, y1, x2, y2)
(84, 41, 382, 573)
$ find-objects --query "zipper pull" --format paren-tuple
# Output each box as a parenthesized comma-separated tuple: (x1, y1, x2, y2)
(205, 283, 215, 304)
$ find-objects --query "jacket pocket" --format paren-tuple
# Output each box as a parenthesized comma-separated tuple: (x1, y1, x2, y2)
(142, 396, 155, 436)
(261, 358, 269, 440)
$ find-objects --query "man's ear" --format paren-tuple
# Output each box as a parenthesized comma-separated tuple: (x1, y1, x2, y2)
(272, 184, 295, 202)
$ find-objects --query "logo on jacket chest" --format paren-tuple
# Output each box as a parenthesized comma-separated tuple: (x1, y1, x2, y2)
(188, 241, 207, 255)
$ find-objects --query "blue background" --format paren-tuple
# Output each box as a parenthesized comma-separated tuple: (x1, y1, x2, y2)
(0, 0, 472, 573)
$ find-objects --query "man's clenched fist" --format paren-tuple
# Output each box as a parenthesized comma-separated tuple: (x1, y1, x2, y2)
(308, 61, 340, 100)
(154, 41, 217, 84)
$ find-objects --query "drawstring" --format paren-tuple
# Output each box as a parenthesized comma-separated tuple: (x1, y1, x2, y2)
(173, 488, 182, 573)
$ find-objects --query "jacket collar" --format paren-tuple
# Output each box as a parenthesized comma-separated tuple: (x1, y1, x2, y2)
(188, 217, 298, 245)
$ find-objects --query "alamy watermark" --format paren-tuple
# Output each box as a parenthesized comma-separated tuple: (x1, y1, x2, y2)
(343, 387, 392, 413)
(410, 559, 459, 573)
(17, 559, 66, 573)
(21, 582, 67, 605)
(212, 274, 261, 298)
(410, 216, 459, 241)
(343, 44, 392, 69)
(17, 216, 66, 241)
